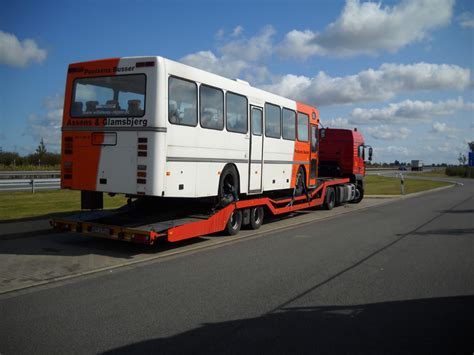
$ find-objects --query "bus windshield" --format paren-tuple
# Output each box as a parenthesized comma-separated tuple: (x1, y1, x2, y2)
(71, 74, 146, 118)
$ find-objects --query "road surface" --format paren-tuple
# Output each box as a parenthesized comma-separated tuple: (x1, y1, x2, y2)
(0, 180, 473, 354)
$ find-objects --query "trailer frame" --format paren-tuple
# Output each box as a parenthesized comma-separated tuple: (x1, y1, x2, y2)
(51, 178, 351, 245)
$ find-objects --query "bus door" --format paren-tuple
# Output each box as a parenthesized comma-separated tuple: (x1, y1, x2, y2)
(309, 124, 318, 187)
(248, 106, 263, 193)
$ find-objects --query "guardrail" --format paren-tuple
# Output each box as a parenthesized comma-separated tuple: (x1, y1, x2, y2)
(0, 178, 60, 192)
(0, 171, 60, 180)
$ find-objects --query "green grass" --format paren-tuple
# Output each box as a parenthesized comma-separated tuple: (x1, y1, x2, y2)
(0, 190, 127, 222)
(0, 165, 60, 171)
(0, 175, 454, 221)
(406, 168, 448, 178)
(365, 175, 452, 195)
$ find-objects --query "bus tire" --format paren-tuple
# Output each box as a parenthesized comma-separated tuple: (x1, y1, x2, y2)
(225, 209, 242, 235)
(295, 166, 306, 196)
(218, 165, 239, 207)
(249, 206, 264, 230)
(325, 187, 335, 210)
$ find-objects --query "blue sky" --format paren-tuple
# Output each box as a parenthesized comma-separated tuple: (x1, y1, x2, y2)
(0, 0, 473, 163)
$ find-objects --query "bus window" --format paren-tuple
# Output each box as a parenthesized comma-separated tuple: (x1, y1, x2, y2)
(169, 76, 197, 126)
(200, 84, 224, 130)
(251, 108, 262, 136)
(226, 92, 248, 133)
(71, 74, 146, 118)
(282, 108, 296, 140)
(297, 112, 309, 142)
(265, 103, 281, 138)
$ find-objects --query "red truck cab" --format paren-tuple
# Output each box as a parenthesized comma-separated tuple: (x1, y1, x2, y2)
(318, 128, 372, 202)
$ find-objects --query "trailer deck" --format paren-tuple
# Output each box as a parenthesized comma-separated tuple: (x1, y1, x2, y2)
(51, 178, 350, 245)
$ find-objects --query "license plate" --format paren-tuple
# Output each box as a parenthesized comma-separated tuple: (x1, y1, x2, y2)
(91, 226, 109, 235)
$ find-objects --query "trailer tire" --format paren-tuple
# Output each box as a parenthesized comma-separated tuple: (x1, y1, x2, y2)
(249, 206, 264, 230)
(325, 187, 336, 210)
(218, 165, 239, 207)
(225, 209, 242, 236)
(295, 166, 306, 196)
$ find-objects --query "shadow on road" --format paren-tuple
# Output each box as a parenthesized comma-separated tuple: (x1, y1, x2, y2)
(103, 295, 473, 354)
(438, 209, 474, 214)
(0, 207, 311, 259)
(412, 228, 474, 236)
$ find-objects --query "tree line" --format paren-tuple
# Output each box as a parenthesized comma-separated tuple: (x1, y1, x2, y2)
(0, 138, 60, 167)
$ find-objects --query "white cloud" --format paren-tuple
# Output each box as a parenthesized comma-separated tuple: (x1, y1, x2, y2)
(277, 0, 454, 59)
(0, 30, 47, 67)
(231, 25, 244, 37)
(215, 28, 225, 40)
(458, 12, 474, 28)
(365, 125, 411, 140)
(349, 97, 473, 124)
(25, 95, 63, 148)
(181, 26, 275, 82)
(323, 117, 352, 128)
(264, 63, 470, 106)
(431, 122, 457, 134)
(375, 145, 412, 159)
(43, 94, 63, 110)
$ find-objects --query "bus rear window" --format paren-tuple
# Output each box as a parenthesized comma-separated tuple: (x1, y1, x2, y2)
(71, 74, 146, 118)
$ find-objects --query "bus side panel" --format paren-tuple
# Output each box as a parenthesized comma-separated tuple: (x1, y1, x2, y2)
(95, 131, 137, 195)
(150, 57, 169, 197)
(262, 138, 294, 191)
(291, 103, 318, 187)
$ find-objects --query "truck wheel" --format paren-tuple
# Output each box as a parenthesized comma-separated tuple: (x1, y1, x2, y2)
(295, 166, 306, 196)
(225, 209, 242, 236)
(218, 165, 239, 207)
(351, 186, 364, 204)
(249, 206, 264, 230)
(325, 187, 335, 210)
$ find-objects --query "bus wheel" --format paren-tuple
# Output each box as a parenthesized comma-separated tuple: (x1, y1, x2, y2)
(325, 187, 335, 210)
(249, 206, 264, 230)
(295, 166, 306, 196)
(218, 165, 239, 207)
(225, 209, 242, 235)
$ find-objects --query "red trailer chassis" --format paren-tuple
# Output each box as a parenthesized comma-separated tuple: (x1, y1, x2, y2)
(51, 178, 350, 245)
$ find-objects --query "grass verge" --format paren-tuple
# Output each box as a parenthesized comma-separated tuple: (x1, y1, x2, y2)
(365, 175, 452, 195)
(0, 176, 453, 221)
(0, 190, 127, 222)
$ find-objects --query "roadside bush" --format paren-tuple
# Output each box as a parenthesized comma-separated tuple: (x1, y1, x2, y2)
(445, 166, 473, 178)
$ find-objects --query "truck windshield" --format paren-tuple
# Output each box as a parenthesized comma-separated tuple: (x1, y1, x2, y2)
(71, 74, 146, 118)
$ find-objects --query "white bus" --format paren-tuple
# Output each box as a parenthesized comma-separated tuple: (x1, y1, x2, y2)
(61, 56, 319, 207)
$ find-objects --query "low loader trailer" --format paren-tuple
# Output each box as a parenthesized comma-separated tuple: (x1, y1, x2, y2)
(51, 177, 355, 246)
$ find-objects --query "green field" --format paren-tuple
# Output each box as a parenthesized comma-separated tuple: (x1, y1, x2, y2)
(0, 190, 127, 221)
(0, 165, 60, 171)
(0, 175, 452, 221)
(364, 175, 451, 195)
(406, 168, 448, 178)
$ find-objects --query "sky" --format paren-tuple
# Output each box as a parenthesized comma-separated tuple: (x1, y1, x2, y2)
(0, 0, 473, 164)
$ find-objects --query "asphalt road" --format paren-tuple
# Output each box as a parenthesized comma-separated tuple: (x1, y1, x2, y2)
(1, 180, 473, 354)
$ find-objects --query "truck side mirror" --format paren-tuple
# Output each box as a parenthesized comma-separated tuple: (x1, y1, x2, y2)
(368, 147, 373, 161)
(320, 128, 326, 139)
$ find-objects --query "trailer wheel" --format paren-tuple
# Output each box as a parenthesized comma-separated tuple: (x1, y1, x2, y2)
(225, 209, 243, 236)
(218, 165, 239, 207)
(249, 206, 264, 230)
(295, 166, 306, 196)
(325, 187, 336, 210)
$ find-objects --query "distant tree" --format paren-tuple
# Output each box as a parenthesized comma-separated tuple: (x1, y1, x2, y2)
(394, 160, 400, 166)
(468, 141, 474, 152)
(36, 138, 47, 159)
(458, 153, 467, 166)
